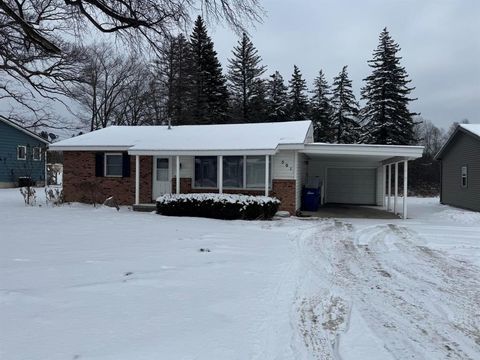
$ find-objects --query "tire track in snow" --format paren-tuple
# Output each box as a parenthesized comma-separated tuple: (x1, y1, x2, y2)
(291, 220, 480, 360)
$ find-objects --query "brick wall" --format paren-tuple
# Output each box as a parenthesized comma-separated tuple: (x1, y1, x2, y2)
(171, 177, 297, 214)
(272, 179, 296, 214)
(63, 152, 152, 205)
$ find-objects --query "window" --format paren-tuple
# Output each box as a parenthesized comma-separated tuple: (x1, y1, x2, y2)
(156, 158, 169, 181)
(33, 147, 41, 161)
(223, 156, 243, 188)
(195, 156, 217, 187)
(246, 156, 268, 188)
(104, 153, 123, 177)
(17, 146, 26, 160)
(461, 165, 468, 188)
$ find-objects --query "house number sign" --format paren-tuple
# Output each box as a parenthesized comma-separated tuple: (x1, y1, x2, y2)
(281, 160, 293, 172)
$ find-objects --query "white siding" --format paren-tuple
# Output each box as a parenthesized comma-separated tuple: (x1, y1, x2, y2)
(295, 152, 307, 210)
(179, 156, 194, 178)
(376, 165, 384, 206)
(272, 150, 296, 180)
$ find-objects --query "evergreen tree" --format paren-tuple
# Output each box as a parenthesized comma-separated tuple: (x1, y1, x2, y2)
(360, 28, 417, 145)
(310, 70, 334, 142)
(266, 71, 288, 121)
(227, 33, 267, 122)
(189, 16, 229, 124)
(156, 34, 192, 125)
(287, 65, 309, 120)
(330, 66, 360, 143)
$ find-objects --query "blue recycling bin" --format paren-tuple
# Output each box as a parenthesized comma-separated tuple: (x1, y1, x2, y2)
(302, 188, 320, 211)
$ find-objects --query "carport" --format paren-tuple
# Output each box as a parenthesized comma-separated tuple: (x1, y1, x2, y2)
(299, 143, 424, 219)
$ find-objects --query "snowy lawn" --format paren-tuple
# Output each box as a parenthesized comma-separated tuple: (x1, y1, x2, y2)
(0, 189, 479, 359)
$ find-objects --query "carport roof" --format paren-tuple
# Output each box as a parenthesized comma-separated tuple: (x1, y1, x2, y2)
(300, 143, 424, 163)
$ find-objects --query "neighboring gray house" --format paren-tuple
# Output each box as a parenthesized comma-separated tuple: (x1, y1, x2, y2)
(0, 118, 49, 188)
(435, 124, 480, 212)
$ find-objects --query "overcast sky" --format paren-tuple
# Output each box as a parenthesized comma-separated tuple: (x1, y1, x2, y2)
(209, 0, 480, 128)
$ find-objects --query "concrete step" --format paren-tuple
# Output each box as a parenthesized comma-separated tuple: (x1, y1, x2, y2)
(132, 203, 156, 212)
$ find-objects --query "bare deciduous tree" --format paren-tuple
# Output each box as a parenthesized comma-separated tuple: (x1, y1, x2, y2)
(0, 0, 263, 127)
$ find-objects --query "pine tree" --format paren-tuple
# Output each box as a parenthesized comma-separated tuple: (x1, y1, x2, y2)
(330, 66, 360, 143)
(310, 70, 334, 142)
(287, 65, 309, 120)
(266, 71, 288, 121)
(360, 28, 417, 145)
(156, 34, 192, 125)
(227, 33, 267, 122)
(189, 16, 229, 124)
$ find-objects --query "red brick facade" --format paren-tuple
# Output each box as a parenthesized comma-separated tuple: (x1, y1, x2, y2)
(64, 153, 297, 214)
(63, 152, 152, 205)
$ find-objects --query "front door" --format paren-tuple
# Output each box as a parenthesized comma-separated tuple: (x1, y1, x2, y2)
(153, 157, 171, 199)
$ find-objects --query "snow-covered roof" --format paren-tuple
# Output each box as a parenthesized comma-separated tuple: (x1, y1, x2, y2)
(49, 120, 312, 155)
(460, 124, 480, 137)
(435, 123, 480, 160)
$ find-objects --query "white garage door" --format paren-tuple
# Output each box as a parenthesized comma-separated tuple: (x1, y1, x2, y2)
(326, 168, 377, 205)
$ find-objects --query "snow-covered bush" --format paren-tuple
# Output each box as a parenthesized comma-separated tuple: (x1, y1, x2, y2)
(156, 193, 280, 220)
(19, 186, 36, 206)
(45, 187, 64, 206)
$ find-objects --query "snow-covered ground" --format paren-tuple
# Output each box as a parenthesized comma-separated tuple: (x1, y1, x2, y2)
(0, 189, 479, 359)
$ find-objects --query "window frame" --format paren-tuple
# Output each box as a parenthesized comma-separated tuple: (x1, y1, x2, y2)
(194, 156, 218, 188)
(461, 165, 468, 188)
(193, 155, 272, 190)
(222, 155, 244, 189)
(32, 147, 42, 161)
(17, 145, 27, 160)
(104, 153, 123, 177)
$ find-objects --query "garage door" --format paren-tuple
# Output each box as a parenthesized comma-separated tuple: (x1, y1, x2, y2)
(326, 168, 377, 205)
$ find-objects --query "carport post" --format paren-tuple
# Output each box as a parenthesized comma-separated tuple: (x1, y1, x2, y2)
(394, 162, 399, 214)
(135, 155, 140, 205)
(403, 160, 408, 219)
(265, 155, 269, 196)
(387, 164, 392, 211)
(176, 155, 180, 194)
(218, 155, 223, 194)
(382, 165, 386, 208)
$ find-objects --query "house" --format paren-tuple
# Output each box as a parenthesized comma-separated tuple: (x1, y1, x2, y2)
(0, 118, 49, 188)
(435, 124, 480, 212)
(49, 120, 423, 217)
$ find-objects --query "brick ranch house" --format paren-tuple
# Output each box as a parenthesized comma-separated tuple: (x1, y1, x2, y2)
(49, 121, 423, 217)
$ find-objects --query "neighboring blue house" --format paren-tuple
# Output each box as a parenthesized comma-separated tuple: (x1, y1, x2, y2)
(0, 118, 49, 188)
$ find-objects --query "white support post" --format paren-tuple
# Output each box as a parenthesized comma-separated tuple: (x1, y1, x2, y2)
(135, 155, 140, 205)
(218, 155, 223, 194)
(265, 155, 269, 196)
(403, 160, 408, 219)
(176, 155, 180, 195)
(394, 162, 399, 214)
(387, 164, 392, 211)
(44, 149, 48, 187)
(382, 165, 386, 208)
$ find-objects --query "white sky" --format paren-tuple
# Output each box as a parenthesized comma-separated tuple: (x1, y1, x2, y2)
(209, 0, 480, 128)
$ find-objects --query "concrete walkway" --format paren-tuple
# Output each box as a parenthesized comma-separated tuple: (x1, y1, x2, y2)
(300, 204, 399, 219)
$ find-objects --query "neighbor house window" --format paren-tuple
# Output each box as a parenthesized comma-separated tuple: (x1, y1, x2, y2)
(246, 156, 267, 188)
(17, 146, 26, 160)
(461, 165, 468, 188)
(32, 147, 41, 161)
(223, 156, 243, 188)
(104, 153, 123, 177)
(195, 156, 217, 187)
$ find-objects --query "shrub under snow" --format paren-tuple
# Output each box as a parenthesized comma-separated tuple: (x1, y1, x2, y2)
(156, 193, 280, 220)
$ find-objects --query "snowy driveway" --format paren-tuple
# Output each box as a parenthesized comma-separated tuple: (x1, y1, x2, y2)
(1, 190, 479, 359)
(288, 218, 480, 360)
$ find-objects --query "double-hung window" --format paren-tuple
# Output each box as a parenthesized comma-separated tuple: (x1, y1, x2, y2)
(33, 147, 41, 161)
(17, 146, 26, 160)
(104, 153, 123, 177)
(461, 165, 468, 188)
(195, 156, 218, 188)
